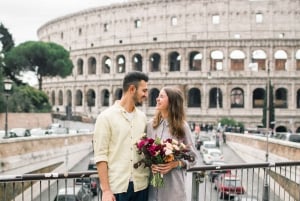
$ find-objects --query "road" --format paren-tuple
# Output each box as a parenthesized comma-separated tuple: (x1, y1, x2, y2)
(186, 131, 281, 201)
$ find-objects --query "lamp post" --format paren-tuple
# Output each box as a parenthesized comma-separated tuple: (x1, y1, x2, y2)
(262, 63, 270, 201)
(3, 78, 13, 139)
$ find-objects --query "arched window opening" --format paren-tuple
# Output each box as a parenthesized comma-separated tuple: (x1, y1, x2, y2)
(253, 88, 265, 108)
(66, 90, 72, 106)
(169, 52, 180, 71)
(150, 53, 161, 72)
(58, 90, 63, 106)
(114, 88, 123, 102)
(87, 89, 96, 107)
(274, 50, 287, 71)
(210, 50, 223, 71)
(275, 88, 287, 108)
(88, 57, 96, 74)
(51, 91, 55, 105)
(75, 90, 83, 106)
(101, 89, 110, 106)
(116, 55, 126, 73)
(295, 49, 300, 71)
(189, 51, 202, 71)
(149, 88, 159, 107)
(77, 59, 83, 75)
(102, 56, 111, 73)
(251, 50, 267, 71)
(296, 89, 300, 108)
(209, 88, 222, 108)
(230, 50, 245, 71)
(231, 88, 244, 108)
(132, 54, 143, 71)
(188, 88, 201, 107)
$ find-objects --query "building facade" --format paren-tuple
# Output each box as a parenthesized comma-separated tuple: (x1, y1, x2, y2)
(37, 0, 300, 132)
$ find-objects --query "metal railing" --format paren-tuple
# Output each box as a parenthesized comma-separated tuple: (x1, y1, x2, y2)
(1, 161, 299, 201)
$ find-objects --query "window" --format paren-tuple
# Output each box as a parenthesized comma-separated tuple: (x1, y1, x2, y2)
(212, 15, 220, 24)
(78, 28, 82, 36)
(256, 13, 263, 23)
(104, 23, 109, 32)
(171, 16, 178, 26)
(134, 19, 141, 28)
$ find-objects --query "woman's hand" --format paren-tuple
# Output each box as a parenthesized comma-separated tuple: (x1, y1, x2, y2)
(151, 161, 179, 175)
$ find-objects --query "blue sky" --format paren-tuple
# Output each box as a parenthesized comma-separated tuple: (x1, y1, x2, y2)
(0, 0, 124, 45)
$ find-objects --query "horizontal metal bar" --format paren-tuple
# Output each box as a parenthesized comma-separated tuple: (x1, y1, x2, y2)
(187, 161, 300, 172)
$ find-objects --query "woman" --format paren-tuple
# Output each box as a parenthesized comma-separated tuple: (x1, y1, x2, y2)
(146, 86, 198, 201)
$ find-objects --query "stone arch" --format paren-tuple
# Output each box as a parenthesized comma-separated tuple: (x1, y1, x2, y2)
(88, 57, 96, 74)
(210, 50, 224, 71)
(75, 90, 83, 106)
(149, 53, 161, 72)
(102, 56, 111, 73)
(116, 55, 126, 73)
(274, 50, 287, 71)
(275, 87, 287, 108)
(209, 87, 222, 108)
(77, 58, 83, 75)
(230, 50, 246, 71)
(251, 49, 267, 71)
(101, 89, 110, 106)
(230, 87, 244, 108)
(132, 53, 143, 71)
(58, 90, 63, 106)
(86, 89, 96, 107)
(252, 88, 264, 108)
(66, 90, 72, 106)
(189, 51, 202, 71)
(168, 51, 180, 71)
(114, 88, 123, 102)
(188, 88, 201, 107)
(51, 90, 55, 105)
(149, 88, 159, 107)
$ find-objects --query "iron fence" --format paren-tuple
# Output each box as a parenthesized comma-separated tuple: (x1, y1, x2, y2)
(1, 161, 299, 201)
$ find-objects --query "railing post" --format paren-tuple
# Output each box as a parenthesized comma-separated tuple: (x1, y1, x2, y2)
(191, 172, 199, 201)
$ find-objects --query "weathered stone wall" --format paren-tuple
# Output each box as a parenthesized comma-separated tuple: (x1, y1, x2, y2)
(0, 133, 93, 174)
(0, 113, 52, 130)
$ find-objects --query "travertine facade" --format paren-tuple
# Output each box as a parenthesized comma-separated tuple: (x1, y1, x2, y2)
(37, 0, 300, 132)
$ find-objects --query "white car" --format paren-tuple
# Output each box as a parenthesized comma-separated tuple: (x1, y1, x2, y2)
(202, 148, 224, 165)
(200, 141, 218, 154)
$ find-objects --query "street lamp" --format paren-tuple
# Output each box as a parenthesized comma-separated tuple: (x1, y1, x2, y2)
(3, 78, 13, 139)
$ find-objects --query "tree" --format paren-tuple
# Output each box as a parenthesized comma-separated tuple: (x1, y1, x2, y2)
(4, 41, 73, 90)
(262, 80, 275, 129)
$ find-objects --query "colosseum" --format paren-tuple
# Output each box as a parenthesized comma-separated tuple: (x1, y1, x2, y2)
(37, 0, 300, 133)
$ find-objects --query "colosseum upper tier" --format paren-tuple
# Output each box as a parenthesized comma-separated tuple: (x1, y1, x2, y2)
(37, 0, 300, 132)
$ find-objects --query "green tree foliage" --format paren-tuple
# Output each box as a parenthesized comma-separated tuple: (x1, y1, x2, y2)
(4, 41, 73, 90)
(0, 23, 15, 53)
(262, 80, 275, 129)
(0, 84, 51, 113)
(219, 117, 244, 133)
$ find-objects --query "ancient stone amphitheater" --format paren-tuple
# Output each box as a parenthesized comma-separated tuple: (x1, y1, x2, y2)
(37, 0, 300, 133)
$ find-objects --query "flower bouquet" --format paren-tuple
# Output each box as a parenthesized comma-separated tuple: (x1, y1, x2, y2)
(134, 134, 195, 187)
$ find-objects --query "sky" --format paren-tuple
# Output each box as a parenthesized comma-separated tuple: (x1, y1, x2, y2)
(0, 0, 125, 85)
(0, 0, 126, 45)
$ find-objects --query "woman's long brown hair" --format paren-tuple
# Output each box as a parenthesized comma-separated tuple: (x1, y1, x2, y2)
(152, 87, 186, 139)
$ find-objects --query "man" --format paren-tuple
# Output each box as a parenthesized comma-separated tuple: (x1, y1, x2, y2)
(93, 71, 149, 201)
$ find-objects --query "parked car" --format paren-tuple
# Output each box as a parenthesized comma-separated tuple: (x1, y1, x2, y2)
(9, 128, 31, 137)
(214, 173, 246, 199)
(30, 128, 52, 136)
(87, 158, 97, 171)
(200, 141, 218, 154)
(53, 186, 93, 201)
(195, 134, 212, 150)
(233, 194, 259, 201)
(202, 148, 224, 165)
(75, 177, 99, 196)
